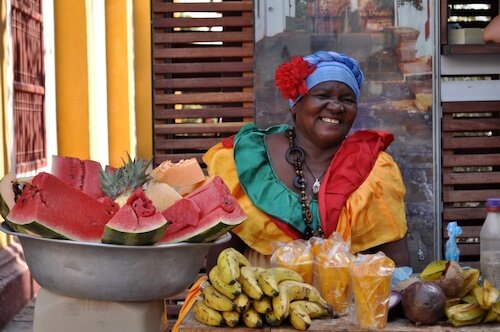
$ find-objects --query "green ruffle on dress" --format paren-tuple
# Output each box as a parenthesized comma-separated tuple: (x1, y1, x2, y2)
(233, 123, 321, 235)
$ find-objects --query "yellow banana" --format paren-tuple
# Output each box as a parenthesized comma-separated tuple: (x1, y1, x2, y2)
(222, 310, 240, 327)
(234, 293, 251, 313)
(208, 265, 242, 300)
(200, 280, 237, 312)
(241, 307, 263, 328)
(217, 247, 250, 285)
(193, 296, 224, 327)
(253, 295, 273, 314)
(238, 266, 264, 300)
(258, 267, 304, 297)
(290, 300, 332, 319)
(265, 311, 284, 327)
(272, 280, 329, 320)
(289, 308, 312, 330)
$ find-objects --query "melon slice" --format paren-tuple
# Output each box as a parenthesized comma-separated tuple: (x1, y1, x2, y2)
(144, 180, 182, 211)
(52, 155, 105, 200)
(6, 172, 116, 241)
(159, 176, 246, 244)
(101, 188, 169, 245)
(150, 158, 205, 187)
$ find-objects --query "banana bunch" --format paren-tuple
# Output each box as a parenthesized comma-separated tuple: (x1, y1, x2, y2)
(192, 247, 335, 330)
(446, 277, 500, 327)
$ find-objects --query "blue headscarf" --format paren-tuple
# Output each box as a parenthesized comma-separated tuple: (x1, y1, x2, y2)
(290, 51, 364, 108)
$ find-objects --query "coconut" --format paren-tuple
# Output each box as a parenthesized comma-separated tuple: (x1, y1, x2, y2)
(402, 281, 446, 326)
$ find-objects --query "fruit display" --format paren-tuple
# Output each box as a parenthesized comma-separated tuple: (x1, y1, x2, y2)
(397, 259, 500, 327)
(192, 248, 335, 330)
(0, 154, 246, 246)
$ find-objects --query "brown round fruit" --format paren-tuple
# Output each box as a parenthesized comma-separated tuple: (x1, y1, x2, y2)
(401, 281, 446, 326)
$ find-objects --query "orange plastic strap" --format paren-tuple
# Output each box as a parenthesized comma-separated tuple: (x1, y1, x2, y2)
(171, 275, 208, 332)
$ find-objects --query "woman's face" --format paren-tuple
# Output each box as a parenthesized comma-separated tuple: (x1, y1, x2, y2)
(293, 81, 358, 147)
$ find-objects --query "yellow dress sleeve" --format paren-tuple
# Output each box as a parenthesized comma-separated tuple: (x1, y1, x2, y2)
(203, 143, 292, 255)
(336, 151, 408, 253)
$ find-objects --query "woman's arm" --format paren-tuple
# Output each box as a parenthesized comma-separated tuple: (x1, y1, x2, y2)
(483, 15, 500, 43)
(367, 236, 411, 267)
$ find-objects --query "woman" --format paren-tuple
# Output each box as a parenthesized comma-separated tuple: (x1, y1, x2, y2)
(205, 51, 409, 267)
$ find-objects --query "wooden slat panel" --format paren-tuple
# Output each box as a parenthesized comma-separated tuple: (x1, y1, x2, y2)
(443, 171, 500, 185)
(442, 101, 500, 113)
(154, 46, 253, 59)
(442, 118, 500, 131)
(154, 16, 253, 28)
(442, 154, 500, 167)
(154, 122, 245, 134)
(456, 243, 480, 257)
(443, 225, 481, 239)
(442, 135, 500, 149)
(154, 31, 254, 44)
(443, 189, 500, 202)
(155, 107, 254, 119)
(154, 62, 253, 74)
(155, 138, 223, 150)
(154, 154, 205, 165)
(443, 207, 488, 220)
(155, 77, 253, 89)
(155, 92, 253, 104)
(153, 1, 253, 13)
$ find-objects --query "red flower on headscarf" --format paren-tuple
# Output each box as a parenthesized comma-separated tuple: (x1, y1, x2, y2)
(275, 56, 316, 100)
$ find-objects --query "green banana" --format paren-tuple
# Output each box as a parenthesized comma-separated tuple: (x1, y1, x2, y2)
(200, 281, 237, 312)
(258, 267, 304, 297)
(193, 296, 224, 327)
(208, 265, 242, 300)
(241, 307, 263, 328)
(217, 247, 250, 285)
(238, 266, 264, 300)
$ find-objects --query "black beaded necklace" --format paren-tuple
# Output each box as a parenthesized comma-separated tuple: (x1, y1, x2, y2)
(285, 128, 324, 239)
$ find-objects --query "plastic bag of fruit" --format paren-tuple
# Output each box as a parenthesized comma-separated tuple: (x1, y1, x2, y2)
(270, 239, 314, 284)
(312, 233, 354, 316)
(349, 252, 395, 329)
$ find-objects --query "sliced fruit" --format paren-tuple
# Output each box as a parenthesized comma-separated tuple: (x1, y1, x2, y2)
(150, 158, 205, 187)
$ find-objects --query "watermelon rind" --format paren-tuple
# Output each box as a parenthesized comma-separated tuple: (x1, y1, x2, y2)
(0, 196, 9, 220)
(184, 221, 238, 243)
(101, 222, 168, 246)
(4, 220, 69, 239)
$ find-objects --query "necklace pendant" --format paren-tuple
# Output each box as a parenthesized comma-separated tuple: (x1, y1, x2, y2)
(312, 179, 320, 195)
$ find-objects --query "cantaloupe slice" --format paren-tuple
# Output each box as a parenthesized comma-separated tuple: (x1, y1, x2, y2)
(150, 158, 205, 187)
(173, 176, 212, 197)
(144, 180, 182, 211)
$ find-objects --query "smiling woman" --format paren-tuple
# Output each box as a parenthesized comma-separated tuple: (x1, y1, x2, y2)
(204, 51, 410, 269)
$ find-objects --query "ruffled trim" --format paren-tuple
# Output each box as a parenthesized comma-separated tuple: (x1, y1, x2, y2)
(233, 124, 321, 235)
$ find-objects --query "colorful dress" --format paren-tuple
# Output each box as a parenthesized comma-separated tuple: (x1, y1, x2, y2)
(203, 124, 407, 255)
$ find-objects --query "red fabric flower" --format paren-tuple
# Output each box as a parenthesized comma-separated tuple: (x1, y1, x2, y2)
(275, 57, 316, 100)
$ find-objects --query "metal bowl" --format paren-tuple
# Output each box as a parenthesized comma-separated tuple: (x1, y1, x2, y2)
(1, 222, 229, 301)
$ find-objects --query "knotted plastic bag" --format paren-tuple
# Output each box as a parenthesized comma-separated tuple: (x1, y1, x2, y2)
(270, 239, 314, 284)
(445, 221, 462, 262)
(312, 233, 354, 316)
(349, 252, 395, 329)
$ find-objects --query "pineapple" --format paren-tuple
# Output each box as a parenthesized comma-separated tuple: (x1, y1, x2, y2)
(100, 153, 151, 207)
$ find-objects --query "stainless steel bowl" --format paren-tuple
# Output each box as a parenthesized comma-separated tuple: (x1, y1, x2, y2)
(1, 222, 230, 301)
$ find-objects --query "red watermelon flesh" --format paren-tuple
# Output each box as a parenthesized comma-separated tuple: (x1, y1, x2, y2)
(159, 176, 246, 244)
(51, 155, 105, 200)
(101, 188, 169, 245)
(6, 172, 115, 242)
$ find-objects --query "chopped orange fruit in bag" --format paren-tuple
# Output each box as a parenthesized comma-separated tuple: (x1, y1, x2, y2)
(271, 240, 314, 284)
(349, 252, 395, 329)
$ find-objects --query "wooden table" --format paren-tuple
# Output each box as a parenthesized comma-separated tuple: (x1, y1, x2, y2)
(178, 310, 500, 332)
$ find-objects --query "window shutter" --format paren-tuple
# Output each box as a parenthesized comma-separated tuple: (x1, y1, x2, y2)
(151, 0, 254, 167)
(12, 0, 46, 173)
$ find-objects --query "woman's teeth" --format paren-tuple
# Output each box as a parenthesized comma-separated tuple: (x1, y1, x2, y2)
(321, 117, 339, 124)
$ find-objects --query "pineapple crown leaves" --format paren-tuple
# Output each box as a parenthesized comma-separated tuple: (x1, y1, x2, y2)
(99, 153, 152, 200)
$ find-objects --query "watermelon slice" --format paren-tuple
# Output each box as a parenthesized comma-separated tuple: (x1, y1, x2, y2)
(6, 172, 116, 241)
(159, 176, 246, 244)
(101, 188, 169, 245)
(51, 155, 105, 200)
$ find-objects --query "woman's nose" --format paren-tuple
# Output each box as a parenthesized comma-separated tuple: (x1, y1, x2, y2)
(326, 99, 345, 111)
